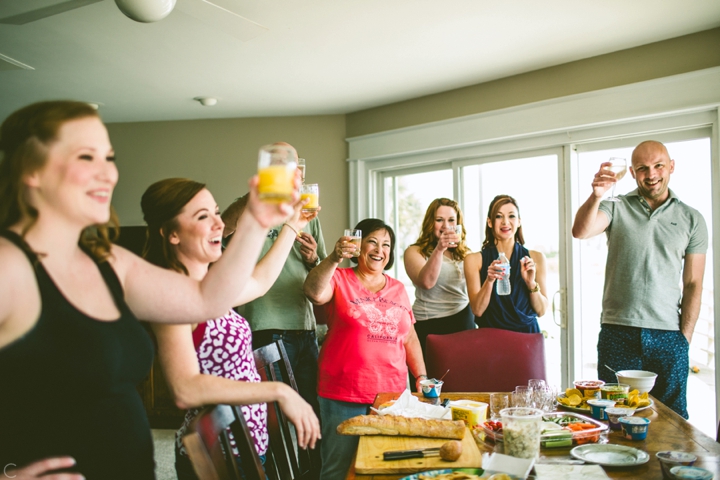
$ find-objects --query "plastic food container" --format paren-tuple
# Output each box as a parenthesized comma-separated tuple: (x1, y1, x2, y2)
(669, 466, 713, 480)
(573, 380, 605, 399)
(450, 400, 488, 428)
(601, 383, 631, 405)
(480, 412, 607, 447)
(605, 407, 635, 430)
(420, 379, 443, 398)
(620, 416, 650, 440)
(586, 399, 616, 420)
(500, 407, 544, 459)
(656, 451, 697, 479)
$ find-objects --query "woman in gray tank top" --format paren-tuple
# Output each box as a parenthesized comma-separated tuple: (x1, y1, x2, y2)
(404, 199, 475, 373)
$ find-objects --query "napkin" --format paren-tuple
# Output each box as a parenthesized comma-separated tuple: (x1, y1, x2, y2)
(481, 452, 534, 479)
(375, 390, 450, 419)
(534, 464, 610, 479)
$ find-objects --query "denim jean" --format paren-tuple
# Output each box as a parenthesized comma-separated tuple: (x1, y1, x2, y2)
(175, 443, 266, 480)
(253, 329, 321, 478)
(318, 397, 370, 480)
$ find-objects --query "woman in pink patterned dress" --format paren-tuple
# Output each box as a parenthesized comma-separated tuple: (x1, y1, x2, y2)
(141, 177, 320, 480)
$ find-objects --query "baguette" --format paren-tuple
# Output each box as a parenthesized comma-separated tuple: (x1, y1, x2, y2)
(336, 415, 465, 439)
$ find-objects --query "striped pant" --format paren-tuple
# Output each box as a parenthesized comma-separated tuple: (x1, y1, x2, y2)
(597, 323, 689, 419)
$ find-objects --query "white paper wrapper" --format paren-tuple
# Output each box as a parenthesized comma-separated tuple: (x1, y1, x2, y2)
(534, 464, 610, 479)
(481, 452, 535, 479)
(375, 390, 451, 419)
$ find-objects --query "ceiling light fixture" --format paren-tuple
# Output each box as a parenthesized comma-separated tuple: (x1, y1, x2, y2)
(194, 97, 218, 106)
(115, 0, 176, 23)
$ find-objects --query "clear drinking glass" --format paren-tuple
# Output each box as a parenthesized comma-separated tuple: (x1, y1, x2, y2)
(489, 393, 510, 419)
(257, 144, 298, 203)
(604, 157, 627, 202)
(344, 229, 362, 257)
(448, 225, 462, 247)
(513, 386, 530, 407)
(297, 158, 306, 184)
(300, 183, 319, 212)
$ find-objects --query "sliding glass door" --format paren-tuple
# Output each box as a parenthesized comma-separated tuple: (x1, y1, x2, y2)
(572, 136, 715, 436)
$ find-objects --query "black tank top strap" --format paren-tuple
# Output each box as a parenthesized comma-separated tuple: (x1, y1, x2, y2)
(0, 230, 40, 266)
(77, 242, 127, 310)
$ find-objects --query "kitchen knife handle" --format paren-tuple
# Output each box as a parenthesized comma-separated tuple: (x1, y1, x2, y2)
(383, 451, 424, 461)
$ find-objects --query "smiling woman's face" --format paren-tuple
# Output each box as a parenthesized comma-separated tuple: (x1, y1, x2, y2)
(488, 202, 520, 242)
(358, 228, 392, 273)
(168, 188, 225, 268)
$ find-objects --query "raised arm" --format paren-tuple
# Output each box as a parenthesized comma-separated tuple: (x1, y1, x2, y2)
(153, 323, 320, 448)
(304, 235, 355, 305)
(680, 253, 706, 343)
(233, 202, 318, 306)
(115, 177, 297, 324)
(404, 244, 444, 290)
(572, 162, 614, 239)
(464, 252, 495, 318)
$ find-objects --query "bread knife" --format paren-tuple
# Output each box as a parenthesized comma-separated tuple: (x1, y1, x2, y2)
(383, 447, 441, 460)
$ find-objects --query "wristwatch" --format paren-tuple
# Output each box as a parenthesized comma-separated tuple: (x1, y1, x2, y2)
(529, 282, 540, 293)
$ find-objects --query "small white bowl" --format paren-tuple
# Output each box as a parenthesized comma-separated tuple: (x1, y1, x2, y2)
(616, 370, 657, 394)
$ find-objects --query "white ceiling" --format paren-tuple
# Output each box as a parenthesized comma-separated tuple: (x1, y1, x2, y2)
(1, 0, 719, 124)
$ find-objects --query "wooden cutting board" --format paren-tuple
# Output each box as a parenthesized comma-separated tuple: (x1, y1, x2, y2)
(354, 427, 482, 474)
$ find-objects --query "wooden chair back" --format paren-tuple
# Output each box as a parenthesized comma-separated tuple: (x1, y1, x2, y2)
(425, 327, 546, 392)
(253, 340, 314, 480)
(183, 404, 266, 480)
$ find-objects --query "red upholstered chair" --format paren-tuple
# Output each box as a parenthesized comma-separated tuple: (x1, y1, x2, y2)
(425, 328, 546, 392)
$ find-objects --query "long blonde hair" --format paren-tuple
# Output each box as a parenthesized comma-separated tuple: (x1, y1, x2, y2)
(413, 198, 469, 261)
(0, 100, 118, 261)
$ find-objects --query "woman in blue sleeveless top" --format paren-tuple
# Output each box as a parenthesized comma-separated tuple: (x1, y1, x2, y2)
(464, 195, 549, 333)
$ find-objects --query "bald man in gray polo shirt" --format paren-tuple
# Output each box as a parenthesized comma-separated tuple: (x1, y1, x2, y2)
(572, 140, 707, 419)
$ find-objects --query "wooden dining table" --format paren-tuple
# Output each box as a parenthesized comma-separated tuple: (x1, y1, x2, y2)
(345, 392, 720, 479)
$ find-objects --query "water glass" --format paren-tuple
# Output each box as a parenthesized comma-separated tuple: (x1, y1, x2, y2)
(448, 225, 462, 247)
(513, 386, 530, 407)
(257, 144, 297, 203)
(297, 158, 306, 184)
(344, 229, 362, 257)
(489, 393, 510, 419)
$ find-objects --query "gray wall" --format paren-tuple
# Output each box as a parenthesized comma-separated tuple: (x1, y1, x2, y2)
(107, 115, 348, 243)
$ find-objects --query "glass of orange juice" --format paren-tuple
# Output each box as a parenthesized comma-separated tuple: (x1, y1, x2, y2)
(300, 184, 319, 212)
(258, 144, 298, 203)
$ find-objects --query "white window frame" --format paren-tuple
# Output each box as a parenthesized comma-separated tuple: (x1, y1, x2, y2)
(347, 66, 720, 426)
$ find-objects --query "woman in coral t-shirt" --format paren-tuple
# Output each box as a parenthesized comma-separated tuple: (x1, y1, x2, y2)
(304, 218, 426, 480)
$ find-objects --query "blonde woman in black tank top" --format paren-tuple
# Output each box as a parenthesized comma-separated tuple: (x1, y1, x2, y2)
(0, 101, 301, 479)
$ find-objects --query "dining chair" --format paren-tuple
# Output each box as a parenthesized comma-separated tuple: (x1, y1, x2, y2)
(183, 403, 266, 480)
(425, 327, 547, 392)
(253, 340, 314, 480)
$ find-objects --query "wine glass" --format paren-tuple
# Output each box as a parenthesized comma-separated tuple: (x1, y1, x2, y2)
(604, 157, 627, 202)
(490, 393, 510, 420)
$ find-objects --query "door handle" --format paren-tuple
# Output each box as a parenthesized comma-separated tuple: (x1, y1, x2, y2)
(552, 289, 565, 328)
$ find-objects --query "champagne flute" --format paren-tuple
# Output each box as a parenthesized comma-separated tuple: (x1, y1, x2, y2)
(604, 157, 627, 202)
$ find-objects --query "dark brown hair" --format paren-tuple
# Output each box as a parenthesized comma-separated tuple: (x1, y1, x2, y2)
(141, 178, 206, 275)
(413, 198, 469, 261)
(482, 194, 525, 250)
(350, 218, 396, 270)
(0, 100, 117, 261)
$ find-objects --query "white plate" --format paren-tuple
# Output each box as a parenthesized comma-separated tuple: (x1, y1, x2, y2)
(557, 394, 654, 413)
(570, 444, 650, 467)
